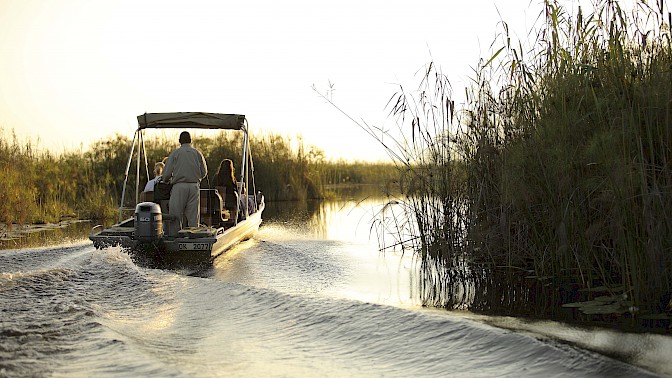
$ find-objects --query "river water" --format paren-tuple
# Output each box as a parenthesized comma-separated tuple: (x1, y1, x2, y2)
(1, 197, 669, 377)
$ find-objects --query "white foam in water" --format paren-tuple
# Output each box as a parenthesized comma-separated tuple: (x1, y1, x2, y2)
(94, 244, 135, 265)
(0, 199, 666, 377)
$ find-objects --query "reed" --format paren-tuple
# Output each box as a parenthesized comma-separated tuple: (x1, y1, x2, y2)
(480, 0, 672, 320)
(0, 132, 42, 225)
(369, 0, 672, 326)
(0, 128, 396, 225)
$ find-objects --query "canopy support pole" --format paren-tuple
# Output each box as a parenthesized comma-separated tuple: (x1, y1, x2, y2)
(135, 130, 142, 206)
(236, 124, 249, 225)
(119, 129, 138, 223)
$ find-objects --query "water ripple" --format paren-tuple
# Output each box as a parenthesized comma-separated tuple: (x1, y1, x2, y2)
(0, 238, 663, 377)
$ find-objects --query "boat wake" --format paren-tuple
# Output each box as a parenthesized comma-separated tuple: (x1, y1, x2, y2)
(0, 239, 664, 377)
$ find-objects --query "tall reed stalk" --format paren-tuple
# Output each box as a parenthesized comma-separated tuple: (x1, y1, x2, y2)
(369, 0, 672, 325)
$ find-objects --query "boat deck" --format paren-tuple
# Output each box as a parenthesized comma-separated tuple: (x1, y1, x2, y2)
(90, 201, 265, 267)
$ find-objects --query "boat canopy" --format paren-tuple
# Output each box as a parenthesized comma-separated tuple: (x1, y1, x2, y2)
(120, 111, 254, 223)
(137, 112, 246, 130)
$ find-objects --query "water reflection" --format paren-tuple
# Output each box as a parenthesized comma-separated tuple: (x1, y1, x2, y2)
(0, 221, 92, 250)
(210, 197, 419, 307)
(0, 197, 417, 308)
(2, 198, 669, 376)
(265, 197, 407, 245)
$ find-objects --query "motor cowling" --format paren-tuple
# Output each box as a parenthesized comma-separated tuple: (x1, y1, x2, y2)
(134, 202, 163, 241)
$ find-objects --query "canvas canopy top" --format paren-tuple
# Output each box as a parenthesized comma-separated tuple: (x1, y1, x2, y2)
(137, 112, 246, 131)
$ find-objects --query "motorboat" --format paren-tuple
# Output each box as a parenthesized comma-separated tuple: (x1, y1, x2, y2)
(89, 112, 265, 266)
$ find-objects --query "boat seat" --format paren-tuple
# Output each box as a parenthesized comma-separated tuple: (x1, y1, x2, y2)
(140, 191, 154, 202)
(200, 189, 226, 226)
(215, 185, 238, 222)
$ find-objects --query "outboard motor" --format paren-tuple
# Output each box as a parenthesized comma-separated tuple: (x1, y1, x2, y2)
(135, 202, 163, 241)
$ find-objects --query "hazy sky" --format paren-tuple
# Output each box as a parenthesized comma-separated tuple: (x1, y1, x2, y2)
(0, 0, 582, 161)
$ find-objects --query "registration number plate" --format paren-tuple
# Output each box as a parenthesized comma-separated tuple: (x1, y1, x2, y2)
(178, 242, 212, 251)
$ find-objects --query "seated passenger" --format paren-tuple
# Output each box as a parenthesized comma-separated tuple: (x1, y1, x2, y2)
(144, 162, 165, 192)
(213, 159, 236, 187)
(238, 182, 257, 219)
(139, 161, 165, 202)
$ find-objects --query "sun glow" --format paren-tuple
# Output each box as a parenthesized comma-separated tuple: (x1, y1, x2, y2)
(0, 0, 589, 161)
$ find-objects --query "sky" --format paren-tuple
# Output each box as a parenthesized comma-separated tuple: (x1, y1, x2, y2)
(0, 0, 586, 162)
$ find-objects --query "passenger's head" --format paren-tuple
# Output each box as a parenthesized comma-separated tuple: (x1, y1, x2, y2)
(154, 162, 165, 177)
(218, 159, 234, 174)
(179, 131, 191, 144)
(216, 159, 236, 183)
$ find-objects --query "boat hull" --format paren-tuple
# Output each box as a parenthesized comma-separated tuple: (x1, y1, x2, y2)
(90, 203, 264, 267)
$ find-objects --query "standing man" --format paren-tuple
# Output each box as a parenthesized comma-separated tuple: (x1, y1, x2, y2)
(162, 131, 208, 231)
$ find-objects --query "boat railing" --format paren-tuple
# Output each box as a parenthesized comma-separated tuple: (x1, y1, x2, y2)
(90, 224, 104, 236)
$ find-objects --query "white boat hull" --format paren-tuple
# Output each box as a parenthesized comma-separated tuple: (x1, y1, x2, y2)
(90, 202, 264, 266)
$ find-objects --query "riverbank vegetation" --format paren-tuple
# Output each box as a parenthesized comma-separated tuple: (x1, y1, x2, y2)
(372, 0, 672, 330)
(0, 129, 397, 225)
(0, 132, 117, 225)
